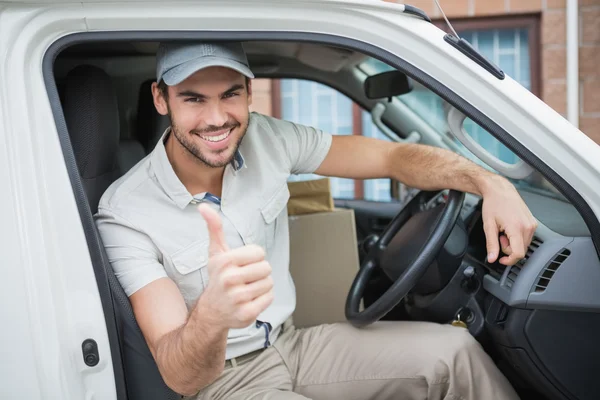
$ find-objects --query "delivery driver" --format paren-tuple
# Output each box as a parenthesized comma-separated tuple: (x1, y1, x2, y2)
(95, 42, 535, 399)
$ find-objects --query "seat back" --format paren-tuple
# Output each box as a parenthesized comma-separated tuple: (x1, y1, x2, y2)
(62, 65, 179, 400)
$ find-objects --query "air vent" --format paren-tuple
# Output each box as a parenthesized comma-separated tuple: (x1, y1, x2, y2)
(533, 248, 571, 293)
(504, 237, 543, 288)
(505, 265, 520, 288)
(527, 237, 543, 256)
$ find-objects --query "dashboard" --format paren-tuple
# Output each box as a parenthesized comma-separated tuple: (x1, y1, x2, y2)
(360, 186, 600, 399)
(458, 188, 600, 313)
(456, 188, 600, 400)
(359, 186, 600, 399)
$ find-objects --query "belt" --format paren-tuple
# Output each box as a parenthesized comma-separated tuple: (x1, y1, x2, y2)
(224, 347, 265, 369)
(223, 318, 293, 370)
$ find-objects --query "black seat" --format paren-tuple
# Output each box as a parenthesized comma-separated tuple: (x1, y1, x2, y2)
(62, 65, 179, 400)
(113, 79, 169, 176)
(63, 65, 121, 213)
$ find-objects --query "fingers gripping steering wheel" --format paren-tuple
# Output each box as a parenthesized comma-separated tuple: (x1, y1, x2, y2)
(345, 190, 466, 328)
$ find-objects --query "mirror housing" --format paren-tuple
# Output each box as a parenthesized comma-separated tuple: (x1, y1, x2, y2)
(364, 70, 412, 100)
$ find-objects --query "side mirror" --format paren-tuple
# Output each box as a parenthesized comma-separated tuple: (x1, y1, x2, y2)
(364, 70, 412, 100)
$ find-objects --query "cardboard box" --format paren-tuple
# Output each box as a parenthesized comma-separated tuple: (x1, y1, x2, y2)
(287, 178, 334, 216)
(288, 208, 360, 328)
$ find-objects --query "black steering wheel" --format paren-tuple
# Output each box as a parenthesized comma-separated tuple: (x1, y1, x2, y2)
(345, 189, 466, 328)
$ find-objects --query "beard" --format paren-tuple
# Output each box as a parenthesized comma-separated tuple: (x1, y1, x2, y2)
(168, 109, 248, 168)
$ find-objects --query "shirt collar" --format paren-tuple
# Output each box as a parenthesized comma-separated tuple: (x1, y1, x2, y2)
(233, 150, 245, 171)
(150, 127, 245, 209)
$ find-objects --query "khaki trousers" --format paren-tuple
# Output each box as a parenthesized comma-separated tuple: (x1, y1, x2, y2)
(195, 319, 520, 400)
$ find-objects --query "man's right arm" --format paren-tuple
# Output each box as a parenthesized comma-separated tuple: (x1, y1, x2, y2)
(97, 205, 273, 396)
(130, 278, 228, 396)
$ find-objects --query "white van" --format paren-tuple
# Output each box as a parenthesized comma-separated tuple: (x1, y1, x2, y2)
(2, 1, 599, 399)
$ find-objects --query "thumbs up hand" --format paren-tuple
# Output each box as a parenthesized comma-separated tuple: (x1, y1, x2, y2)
(197, 204, 274, 329)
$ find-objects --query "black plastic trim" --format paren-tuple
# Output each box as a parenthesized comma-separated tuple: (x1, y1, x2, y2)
(444, 34, 505, 79)
(42, 29, 600, 394)
(403, 4, 432, 23)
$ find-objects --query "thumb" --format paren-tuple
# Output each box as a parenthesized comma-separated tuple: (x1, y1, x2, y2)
(197, 204, 229, 256)
(483, 218, 500, 263)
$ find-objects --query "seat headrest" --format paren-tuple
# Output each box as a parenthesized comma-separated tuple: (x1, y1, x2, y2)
(63, 65, 121, 212)
(63, 65, 120, 180)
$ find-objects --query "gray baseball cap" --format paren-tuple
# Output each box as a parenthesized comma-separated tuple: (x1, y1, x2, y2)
(156, 42, 254, 86)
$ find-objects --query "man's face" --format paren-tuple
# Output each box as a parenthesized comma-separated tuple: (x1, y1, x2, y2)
(152, 66, 252, 168)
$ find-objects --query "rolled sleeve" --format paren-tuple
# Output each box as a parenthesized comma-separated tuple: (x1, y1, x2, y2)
(95, 209, 167, 296)
(265, 116, 333, 175)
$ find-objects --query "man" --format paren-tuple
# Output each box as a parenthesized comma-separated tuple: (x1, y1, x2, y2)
(96, 41, 536, 399)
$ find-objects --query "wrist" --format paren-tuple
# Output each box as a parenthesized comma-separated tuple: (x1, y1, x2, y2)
(193, 292, 230, 334)
(472, 171, 510, 198)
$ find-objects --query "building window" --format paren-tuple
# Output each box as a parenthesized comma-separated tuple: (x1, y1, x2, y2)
(459, 27, 533, 164)
(460, 28, 531, 90)
(280, 79, 356, 200)
(278, 79, 392, 201)
(434, 14, 541, 96)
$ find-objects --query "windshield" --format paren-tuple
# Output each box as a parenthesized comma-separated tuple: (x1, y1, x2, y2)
(358, 58, 565, 201)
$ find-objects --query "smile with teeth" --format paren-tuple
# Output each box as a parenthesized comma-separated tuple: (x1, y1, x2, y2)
(200, 129, 231, 142)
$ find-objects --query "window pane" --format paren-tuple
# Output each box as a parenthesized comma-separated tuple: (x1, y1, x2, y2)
(457, 27, 531, 163)
(400, 85, 447, 133)
(280, 79, 394, 202)
(360, 58, 394, 74)
(498, 29, 516, 50)
(499, 53, 516, 78)
(518, 30, 531, 89)
(460, 28, 531, 90)
(362, 110, 391, 202)
(280, 79, 355, 199)
(386, 27, 532, 168)
(472, 30, 496, 63)
(357, 26, 560, 197)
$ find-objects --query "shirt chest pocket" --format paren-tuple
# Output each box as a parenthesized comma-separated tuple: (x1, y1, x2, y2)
(257, 183, 290, 251)
(170, 239, 210, 307)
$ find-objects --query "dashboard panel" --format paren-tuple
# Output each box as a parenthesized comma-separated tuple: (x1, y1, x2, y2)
(474, 188, 600, 313)
(460, 188, 600, 399)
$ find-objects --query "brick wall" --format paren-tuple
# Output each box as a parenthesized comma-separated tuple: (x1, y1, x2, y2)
(249, 78, 273, 115)
(253, 2, 598, 139)
(580, 0, 600, 141)
(387, 0, 600, 140)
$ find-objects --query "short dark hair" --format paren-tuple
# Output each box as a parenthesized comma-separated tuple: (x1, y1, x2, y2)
(157, 76, 250, 100)
(158, 79, 169, 99)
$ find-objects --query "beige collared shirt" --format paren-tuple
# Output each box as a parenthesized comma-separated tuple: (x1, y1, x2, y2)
(95, 112, 333, 359)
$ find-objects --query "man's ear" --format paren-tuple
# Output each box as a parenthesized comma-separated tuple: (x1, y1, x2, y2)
(151, 82, 169, 116)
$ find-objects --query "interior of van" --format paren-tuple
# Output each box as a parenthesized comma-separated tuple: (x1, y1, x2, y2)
(48, 38, 600, 400)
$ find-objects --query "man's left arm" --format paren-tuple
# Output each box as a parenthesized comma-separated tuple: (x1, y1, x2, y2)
(314, 135, 538, 266)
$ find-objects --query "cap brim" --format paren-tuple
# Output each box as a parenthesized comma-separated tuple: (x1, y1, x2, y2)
(162, 56, 255, 86)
